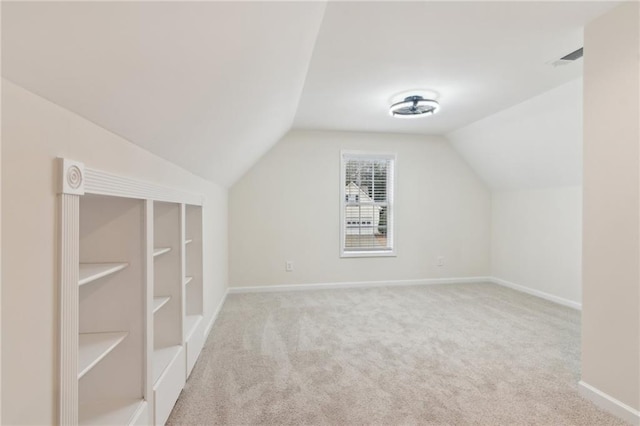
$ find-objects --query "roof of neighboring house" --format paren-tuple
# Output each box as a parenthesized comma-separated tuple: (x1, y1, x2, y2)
(345, 182, 381, 210)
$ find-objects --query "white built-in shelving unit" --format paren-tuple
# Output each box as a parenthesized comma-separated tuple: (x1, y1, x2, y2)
(151, 201, 185, 426)
(58, 159, 206, 426)
(184, 205, 204, 377)
(77, 195, 146, 425)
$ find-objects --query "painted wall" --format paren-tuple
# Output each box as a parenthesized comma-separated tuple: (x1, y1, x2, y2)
(1, 80, 228, 425)
(581, 1, 640, 414)
(491, 187, 582, 305)
(229, 130, 491, 288)
(447, 77, 583, 308)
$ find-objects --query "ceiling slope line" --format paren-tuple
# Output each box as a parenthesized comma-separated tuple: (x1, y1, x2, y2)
(228, 1, 329, 188)
(446, 78, 583, 191)
(290, 1, 329, 127)
(1, 78, 215, 187)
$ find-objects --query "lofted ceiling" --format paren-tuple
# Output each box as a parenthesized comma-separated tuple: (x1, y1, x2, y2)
(1, 1, 326, 187)
(2, 1, 618, 187)
(295, 1, 613, 135)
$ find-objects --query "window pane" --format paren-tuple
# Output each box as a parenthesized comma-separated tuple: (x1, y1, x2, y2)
(344, 159, 389, 202)
(343, 154, 394, 254)
(344, 233, 389, 250)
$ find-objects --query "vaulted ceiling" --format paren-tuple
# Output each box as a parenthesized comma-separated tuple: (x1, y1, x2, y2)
(2, 2, 326, 186)
(2, 1, 618, 188)
(294, 1, 604, 135)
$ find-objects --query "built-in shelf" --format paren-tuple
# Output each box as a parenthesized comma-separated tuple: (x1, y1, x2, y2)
(79, 398, 145, 425)
(153, 345, 182, 385)
(79, 263, 128, 287)
(59, 163, 207, 425)
(153, 296, 171, 314)
(184, 314, 203, 341)
(78, 332, 129, 379)
(153, 247, 171, 257)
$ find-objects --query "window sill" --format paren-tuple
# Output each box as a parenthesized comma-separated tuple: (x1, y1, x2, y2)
(341, 250, 396, 258)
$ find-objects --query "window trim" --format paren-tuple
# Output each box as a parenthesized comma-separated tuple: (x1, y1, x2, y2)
(340, 150, 397, 258)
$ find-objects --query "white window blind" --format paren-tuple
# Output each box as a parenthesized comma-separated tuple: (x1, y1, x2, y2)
(341, 152, 395, 256)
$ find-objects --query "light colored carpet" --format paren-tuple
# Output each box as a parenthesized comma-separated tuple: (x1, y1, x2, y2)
(167, 283, 624, 425)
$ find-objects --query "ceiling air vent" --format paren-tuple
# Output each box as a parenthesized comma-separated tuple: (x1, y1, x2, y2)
(550, 47, 583, 67)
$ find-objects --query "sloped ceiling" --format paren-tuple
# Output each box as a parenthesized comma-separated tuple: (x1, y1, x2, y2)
(1, 2, 617, 188)
(294, 1, 613, 136)
(1, 2, 326, 187)
(447, 79, 583, 190)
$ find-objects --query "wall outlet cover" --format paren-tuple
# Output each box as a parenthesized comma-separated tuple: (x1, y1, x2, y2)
(285, 261, 294, 272)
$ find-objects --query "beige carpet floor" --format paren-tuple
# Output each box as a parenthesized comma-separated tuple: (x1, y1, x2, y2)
(167, 283, 624, 425)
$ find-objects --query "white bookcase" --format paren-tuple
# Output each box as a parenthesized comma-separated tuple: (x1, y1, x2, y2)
(58, 159, 206, 426)
(151, 201, 185, 426)
(184, 205, 204, 377)
(78, 195, 147, 425)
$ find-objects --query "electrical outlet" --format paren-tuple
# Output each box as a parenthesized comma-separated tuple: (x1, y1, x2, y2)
(285, 261, 294, 272)
(436, 256, 445, 267)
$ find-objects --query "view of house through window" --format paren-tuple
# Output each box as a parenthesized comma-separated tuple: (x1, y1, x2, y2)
(341, 152, 395, 255)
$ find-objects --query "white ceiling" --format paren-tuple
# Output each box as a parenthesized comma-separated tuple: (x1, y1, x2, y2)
(295, 1, 614, 135)
(447, 78, 583, 191)
(2, 2, 326, 187)
(2, 2, 617, 187)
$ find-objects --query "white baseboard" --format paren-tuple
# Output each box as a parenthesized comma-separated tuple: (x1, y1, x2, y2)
(204, 290, 228, 339)
(489, 277, 582, 310)
(579, 381, 640, 425)
(228, 276, 492, 294)
(228, 276, 582, 310)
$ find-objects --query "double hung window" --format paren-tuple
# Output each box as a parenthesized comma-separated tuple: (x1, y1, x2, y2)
(340, 151, 395, 257)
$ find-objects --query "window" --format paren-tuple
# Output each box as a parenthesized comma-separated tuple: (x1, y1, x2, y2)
(340, 151, 395, 257)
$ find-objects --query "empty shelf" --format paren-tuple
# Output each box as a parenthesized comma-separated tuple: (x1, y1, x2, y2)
(185, 239, 193, 245)
(153, 296, 171, 314)
(153, 345, 182, 385)
(79, 263, 128, 287)
(153, 247, 171, 257)
(78, 332, 128, 379)
(184, 314, 203, 341)
(79, 398, 145, 425)
(184, 276, 193, 286)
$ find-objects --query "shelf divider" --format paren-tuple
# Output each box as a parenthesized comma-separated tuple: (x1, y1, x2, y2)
(79, 263, 128, 287)
(152, 296, 171, 314)
(78, 332, 129, 379)
(153, 345, 182, 385)
(153, 247, 171, 258)
(184, 314, 203, 341)
(79, 398, 145, 425)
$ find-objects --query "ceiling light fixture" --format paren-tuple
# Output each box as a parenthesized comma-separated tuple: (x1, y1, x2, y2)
(389, 95, 440, 118)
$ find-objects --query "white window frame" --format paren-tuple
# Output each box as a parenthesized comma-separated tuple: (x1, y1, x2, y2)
(340, 150, 396, 258)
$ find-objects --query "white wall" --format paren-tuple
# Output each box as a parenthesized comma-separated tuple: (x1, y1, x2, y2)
(581, 1, 640, 416)
(492, 187, 582, 305)
(446, 77, 583, 308)
(229, 129, 491, 288)
(1, 79, 228, 425)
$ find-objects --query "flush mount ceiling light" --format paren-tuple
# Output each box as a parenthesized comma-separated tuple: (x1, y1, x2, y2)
(389, 95, 440, 118)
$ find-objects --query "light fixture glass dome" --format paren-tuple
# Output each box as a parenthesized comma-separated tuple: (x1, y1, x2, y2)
(389, 95, 440, 118)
